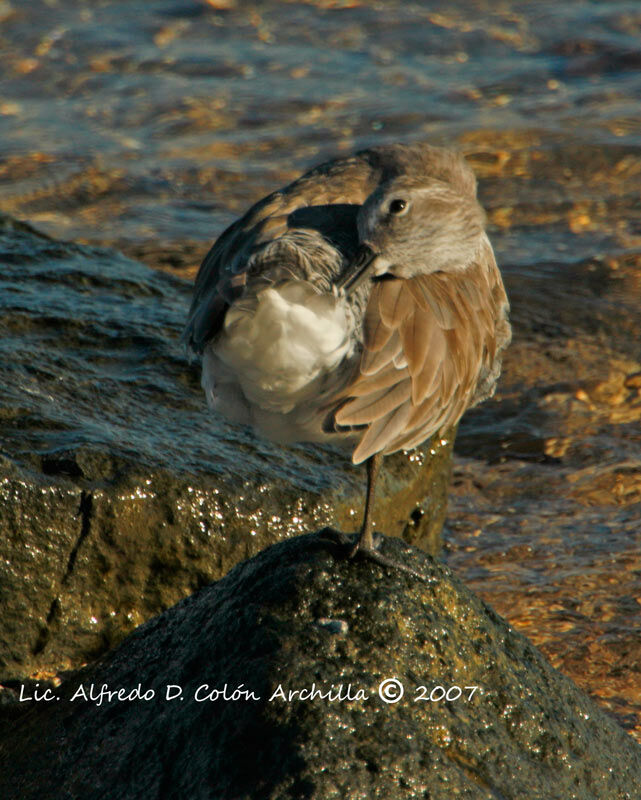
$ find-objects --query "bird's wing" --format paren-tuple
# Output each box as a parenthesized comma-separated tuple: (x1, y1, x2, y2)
(334, 238, 510, 464)
(183, 153, 382, 352)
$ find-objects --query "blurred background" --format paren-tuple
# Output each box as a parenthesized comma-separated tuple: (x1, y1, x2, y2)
(1, 0, 640, 738)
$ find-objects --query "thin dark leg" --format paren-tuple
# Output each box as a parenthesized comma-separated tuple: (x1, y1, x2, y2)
(341, 452, 429, 581)
(350, 453, 383, 557)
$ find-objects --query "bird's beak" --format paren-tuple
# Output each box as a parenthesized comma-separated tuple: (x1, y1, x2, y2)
(335, 244, 379, 295)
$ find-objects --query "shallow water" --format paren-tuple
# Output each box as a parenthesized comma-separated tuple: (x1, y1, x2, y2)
(1, 0, 640, 738)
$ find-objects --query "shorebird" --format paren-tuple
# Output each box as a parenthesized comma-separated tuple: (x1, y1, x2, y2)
(184, 142, 511, 568)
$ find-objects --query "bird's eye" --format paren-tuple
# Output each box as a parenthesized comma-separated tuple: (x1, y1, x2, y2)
(389, 198, 408, 215)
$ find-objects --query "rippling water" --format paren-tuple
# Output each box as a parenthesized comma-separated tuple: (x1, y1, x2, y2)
(1, 0, 640, 738)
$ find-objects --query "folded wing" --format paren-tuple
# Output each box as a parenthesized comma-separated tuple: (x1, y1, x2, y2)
(334, 240, 510, 464)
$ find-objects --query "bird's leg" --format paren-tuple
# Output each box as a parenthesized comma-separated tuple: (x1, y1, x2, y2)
(318, 453, 428, 580)
(346, 453, 430, 581)
(350, 453, 382, 557)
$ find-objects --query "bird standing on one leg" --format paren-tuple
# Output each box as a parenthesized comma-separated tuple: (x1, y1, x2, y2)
(184, 142, 511, 564)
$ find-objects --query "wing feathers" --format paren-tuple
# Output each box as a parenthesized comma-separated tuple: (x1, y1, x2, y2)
(413, 327, 446, 404)
(346, 364, 407, 397)
(336, 379, 412, 426)
(352, 403, 414, 464)
(406, 278, 430, 311)
(400, 308, 432, 378)
(337, 253, 508, 463)
(361, 332, 401, 375)
(378, 280, 409, 328)
(423, 281, 456, 329)
(363, 301, 394, 354)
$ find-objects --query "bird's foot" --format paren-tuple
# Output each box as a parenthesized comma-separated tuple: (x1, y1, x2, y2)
(317, 527, 429, 582)
(352, 533, 430, 582)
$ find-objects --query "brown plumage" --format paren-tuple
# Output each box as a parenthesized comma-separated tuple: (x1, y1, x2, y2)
(334, 241, 508, 464)
(184, 142, 511, 563)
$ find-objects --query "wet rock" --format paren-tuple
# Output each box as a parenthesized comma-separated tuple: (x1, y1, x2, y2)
(1, 532, 639, 800)
(0, 215, 453, 680)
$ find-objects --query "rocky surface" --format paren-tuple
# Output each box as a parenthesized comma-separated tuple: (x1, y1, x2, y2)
(445, 234, 641, 739)
(1, 532, 639, 800)
(0, 215, 453, 681)
(2, 0, 641, 744)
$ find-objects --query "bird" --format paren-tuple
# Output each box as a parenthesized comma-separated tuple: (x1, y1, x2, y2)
(184, 142, 511, 569)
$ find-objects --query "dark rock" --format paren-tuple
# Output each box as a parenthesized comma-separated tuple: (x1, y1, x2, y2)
(1, 532, 639, 800)
(0, 215, 453, 680)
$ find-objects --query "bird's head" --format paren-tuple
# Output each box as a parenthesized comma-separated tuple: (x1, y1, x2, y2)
(336, 158, 486, 293)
